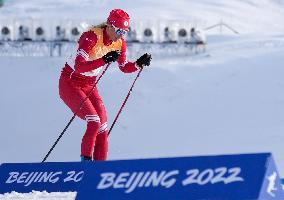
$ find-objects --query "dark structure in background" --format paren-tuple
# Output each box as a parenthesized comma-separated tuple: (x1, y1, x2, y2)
(35, 26, 45, 41)
(70, 27, 80, 41)
(125, 27, 139, 43)
(186, 27, 206, 53)
(178, 28, 188, 42)
(18, 25, 32, 41)
(164, 27, 176, 43)
(1, 26, 11, 41)
(55, 26, 68, 41)
(143, 28, 154, 43)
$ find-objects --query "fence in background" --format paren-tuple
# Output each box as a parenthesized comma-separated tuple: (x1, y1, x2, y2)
(0, 18, 238, 43)
(205, 20, 239, 35)
(0, 18, 237, 57)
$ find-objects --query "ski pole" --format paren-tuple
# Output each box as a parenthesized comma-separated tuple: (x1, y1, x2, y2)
(42, 63, 111, 162)
(108, 68, 143, 137)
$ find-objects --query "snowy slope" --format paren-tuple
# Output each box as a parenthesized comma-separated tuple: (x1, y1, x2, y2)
(0, 0, 284, 180)
(1, 35, 284, 172)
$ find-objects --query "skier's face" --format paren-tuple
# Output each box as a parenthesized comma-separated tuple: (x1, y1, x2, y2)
(106, 24, 127, 41)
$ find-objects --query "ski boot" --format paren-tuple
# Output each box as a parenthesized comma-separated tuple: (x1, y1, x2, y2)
(80, 156, 92, 162)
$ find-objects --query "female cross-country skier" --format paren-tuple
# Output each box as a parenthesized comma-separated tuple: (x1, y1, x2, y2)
(59, 9, 151, 161)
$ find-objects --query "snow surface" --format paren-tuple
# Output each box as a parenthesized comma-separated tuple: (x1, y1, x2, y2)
(0, 0, 284, 199)
(0, 191, 76, 200)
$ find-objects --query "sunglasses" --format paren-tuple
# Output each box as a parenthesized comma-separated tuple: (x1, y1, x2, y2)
(112, 25, 128, 36)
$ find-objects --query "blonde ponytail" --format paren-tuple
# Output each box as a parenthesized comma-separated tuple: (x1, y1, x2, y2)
(89, 22, 107, 30)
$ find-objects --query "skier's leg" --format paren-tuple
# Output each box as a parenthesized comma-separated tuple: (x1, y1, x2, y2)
(93, 104, 108, 161)
(81, 115, 100, 159)
(59, 78, 101, 159)
(87, 90, 108, 161)
(93, 133, 108, 161)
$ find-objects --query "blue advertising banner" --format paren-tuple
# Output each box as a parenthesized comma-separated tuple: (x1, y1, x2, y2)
(0, 153, 283, 200)
(77, 153, 283, 200)
(258, 155, 284, 200)
(0, 162, 84, 193)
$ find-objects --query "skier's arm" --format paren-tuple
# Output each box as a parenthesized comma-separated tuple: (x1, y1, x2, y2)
(117, 39, 139, 73)
(74, 31, 106, 73)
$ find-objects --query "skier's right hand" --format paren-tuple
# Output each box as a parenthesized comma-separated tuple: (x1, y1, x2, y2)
(102, 50, 120, 63)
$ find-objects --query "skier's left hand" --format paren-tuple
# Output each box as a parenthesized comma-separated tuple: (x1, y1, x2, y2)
(136, 53, 152, 69)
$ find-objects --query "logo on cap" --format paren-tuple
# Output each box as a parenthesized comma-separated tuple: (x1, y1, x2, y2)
(124, 21, 129, 27)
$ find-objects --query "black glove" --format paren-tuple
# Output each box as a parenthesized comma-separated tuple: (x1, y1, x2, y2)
(102, 50, 120, 63)
(136, 53, 152, 68)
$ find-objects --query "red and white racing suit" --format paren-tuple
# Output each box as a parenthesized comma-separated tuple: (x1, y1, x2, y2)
(59, 27, 138, 160)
